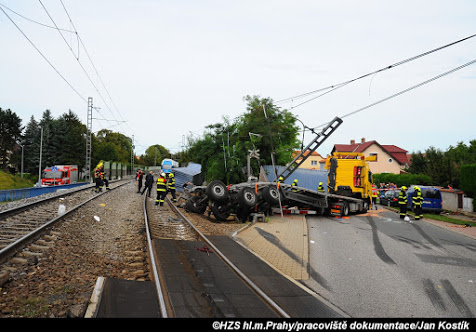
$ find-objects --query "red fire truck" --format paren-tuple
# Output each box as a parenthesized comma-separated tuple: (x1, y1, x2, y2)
(41, 165, 79, 186)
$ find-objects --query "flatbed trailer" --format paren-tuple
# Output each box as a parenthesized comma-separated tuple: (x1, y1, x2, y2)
(276, 183, 370, 217)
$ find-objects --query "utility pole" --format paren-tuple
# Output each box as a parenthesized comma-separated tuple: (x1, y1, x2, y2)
(38, 126, 43, 186)
(85, 97, 93, 182)
(131, 135, 134, 174)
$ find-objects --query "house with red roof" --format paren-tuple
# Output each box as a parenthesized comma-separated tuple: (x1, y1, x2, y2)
(328, 138, 410, 174)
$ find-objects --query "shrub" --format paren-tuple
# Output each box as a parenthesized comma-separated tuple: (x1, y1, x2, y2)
(460, 164, 476, 198)
(373, 173, 433, 187)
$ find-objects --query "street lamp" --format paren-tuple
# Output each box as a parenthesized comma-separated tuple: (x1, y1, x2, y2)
(19, 143, 24, 178)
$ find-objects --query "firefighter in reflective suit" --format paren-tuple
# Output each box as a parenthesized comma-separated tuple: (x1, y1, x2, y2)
(99, 167, 109, 191)
(398, 186, 408, 219)
(94, 168, 102, 193)
(318, 182, 325, 193)
(412, 186, 423, 220)
(166, 173, 177, 202)
(156, 173, 167, 206)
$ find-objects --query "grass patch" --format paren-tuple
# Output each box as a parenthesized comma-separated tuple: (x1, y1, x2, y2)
(0, 170, 35, 190)
(383, 205, 476, 227)
(422, 213, 476, 227)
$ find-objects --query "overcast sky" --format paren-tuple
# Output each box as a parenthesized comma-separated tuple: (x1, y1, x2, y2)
(1, 0, 475, 159)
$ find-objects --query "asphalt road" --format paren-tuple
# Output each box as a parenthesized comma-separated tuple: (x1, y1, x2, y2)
(304, 206, 476, 318)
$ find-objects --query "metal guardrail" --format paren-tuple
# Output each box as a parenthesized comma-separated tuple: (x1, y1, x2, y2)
(0, 182, 89, 202)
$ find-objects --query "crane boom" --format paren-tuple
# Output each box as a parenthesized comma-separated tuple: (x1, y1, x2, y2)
(276, 116, 343, 182)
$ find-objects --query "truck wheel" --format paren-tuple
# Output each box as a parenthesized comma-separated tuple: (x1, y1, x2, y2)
(206, 180, 228, 202)
(342, 202, 349, 216)
(212, 202, 230, 221)
(238, 187, 257, 207)
(363, 200, 369, 212)
(262, 186, 280, 205)
(185, 198, 207, 214)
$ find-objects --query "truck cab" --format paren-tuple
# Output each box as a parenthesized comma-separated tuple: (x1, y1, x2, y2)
(324, 152, 374, 201)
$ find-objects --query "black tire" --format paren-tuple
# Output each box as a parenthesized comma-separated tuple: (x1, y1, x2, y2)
(342, 202, 349, 216)
(185, 198, 207, 214)
(211, 202, 230, 221)
(238, 187, 257, 207)
(236, 206, 251, 223)
(262, 186, 280, 205)
(206, 180, 228, 202)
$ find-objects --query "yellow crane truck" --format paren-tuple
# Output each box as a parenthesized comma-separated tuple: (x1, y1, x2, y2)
(276, 117, 376, 216)
(324, 152, 376, 215)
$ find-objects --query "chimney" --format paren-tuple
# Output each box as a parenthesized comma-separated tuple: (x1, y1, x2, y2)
(350, 139, 355, 145)
(361, 138, 366, 143)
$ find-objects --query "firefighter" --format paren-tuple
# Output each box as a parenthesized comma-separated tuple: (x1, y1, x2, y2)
(318, 181, 325, 193)
(278, 176, 284, 184)
(412, 186, 423, 220)
(94, 168, 102, 193)
(99, 166, 110, 190)
(166, 172, 177, 202)
(291, 179, 299, 192)
(371, 185, 379, 210)
(398, 186, 408, 219)
(156, 172, 167, 206)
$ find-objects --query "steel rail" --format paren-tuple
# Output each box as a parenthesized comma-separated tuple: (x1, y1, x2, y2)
(165, 196, 291, 318)
(142, 194, 168, 318)
(0, 178, 126, 219)
(0, 180, 129, 263)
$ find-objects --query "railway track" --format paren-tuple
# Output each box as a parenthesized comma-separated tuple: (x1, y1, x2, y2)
(0, 180, 128, 265)
(143, 192, 290, 318)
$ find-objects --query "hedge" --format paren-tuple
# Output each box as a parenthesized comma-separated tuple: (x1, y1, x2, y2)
(372, 173, 433, 188)
(460, 164, 476, 198)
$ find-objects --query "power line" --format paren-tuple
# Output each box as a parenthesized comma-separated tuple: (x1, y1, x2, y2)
(0, 2, 75, 33)
(276, 33, 476, 109)
(0, 5, 87, 102)
(311, 57, 476, 131)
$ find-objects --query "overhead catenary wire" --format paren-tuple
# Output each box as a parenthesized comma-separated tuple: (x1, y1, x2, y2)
(0, 5, 88, 103)
(3, 1, 139, 143)
(311, 57, 476, 131)
(276, 33, 476, 109)
(38, 1, 125, 130)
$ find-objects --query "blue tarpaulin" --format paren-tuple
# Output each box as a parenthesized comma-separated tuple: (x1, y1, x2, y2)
(173, 163, 202, 192)
(262, 165, 328, 192)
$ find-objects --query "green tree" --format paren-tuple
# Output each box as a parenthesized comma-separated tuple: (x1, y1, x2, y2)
(55, 110, 87, 169)
(183, 96, 300, 183)
(21, 115, 41, 175)
(141, 144, 170, 166)
(0, 107, 23, 171)
(92, 129, 132, 166)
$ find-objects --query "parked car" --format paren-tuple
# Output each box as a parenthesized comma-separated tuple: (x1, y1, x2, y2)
(407, 185, 442, 213)
(380, 189, 401, 207)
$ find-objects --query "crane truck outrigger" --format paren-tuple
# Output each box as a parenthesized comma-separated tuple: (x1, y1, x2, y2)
(183, 116, 376, 221)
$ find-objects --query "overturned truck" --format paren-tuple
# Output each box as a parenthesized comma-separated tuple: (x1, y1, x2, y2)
(183, 117, 375, 222)
(185, 181, 281, 222)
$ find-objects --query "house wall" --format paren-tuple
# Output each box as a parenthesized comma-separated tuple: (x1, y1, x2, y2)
(297, 155, 323, 170)
(363, 143, 403, 174)
(441, 191, 459, 211)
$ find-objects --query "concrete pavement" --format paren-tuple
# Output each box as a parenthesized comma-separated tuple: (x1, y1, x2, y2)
(234, 214, 310, 280)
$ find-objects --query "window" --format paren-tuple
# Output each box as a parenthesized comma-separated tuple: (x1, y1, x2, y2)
(369, 153, 378, 161)
(388, 158, 393, 163)
(311, 160, 317, 166)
